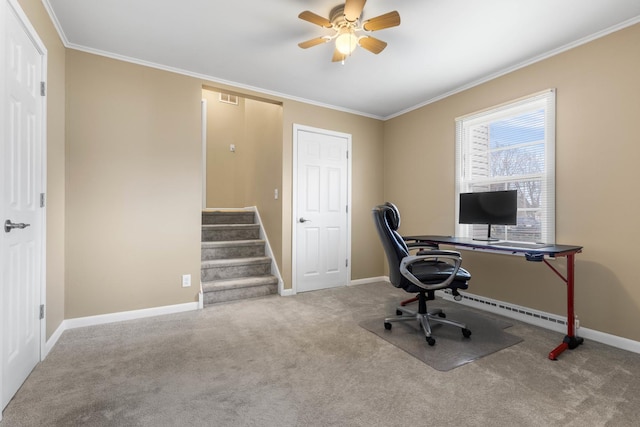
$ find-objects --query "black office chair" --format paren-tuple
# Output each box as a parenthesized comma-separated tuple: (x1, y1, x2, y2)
(372, 203, 472, 346)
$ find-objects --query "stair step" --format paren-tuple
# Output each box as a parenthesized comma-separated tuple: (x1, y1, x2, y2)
(200, 208, 277, 306)
(202, 275, 279, 292)
(201, 239, 266, 260)
(201, 256, 271, 282)
(202, 224, 260, 242)
(202, 276, 278, 305)
(202, 210, 255, 225)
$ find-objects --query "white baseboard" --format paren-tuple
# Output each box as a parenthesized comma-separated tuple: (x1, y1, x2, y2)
(577, 327, 640, 354)
(280, 276, 389, 296)
(43, 321, 66, 359)
(42, 279, 640, 362)
(247, 206, 286, 296)
(64, 302, 199, 330)
(350, 276, 389, 286)
(43, 302, 199, 359)
(279, 288, 295, 297)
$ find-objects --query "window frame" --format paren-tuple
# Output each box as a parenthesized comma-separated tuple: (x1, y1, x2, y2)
(454, 89, 556, 243)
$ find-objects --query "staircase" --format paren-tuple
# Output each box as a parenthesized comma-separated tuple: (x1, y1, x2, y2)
(201, 210, 279, 306)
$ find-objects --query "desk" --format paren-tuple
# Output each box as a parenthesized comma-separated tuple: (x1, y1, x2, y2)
(403, 235, 584, 360)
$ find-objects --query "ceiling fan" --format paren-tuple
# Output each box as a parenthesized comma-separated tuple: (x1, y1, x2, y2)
(297, 0, 401, 63)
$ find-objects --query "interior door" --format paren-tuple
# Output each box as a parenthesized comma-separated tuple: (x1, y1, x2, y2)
(294, 125, 350, 293)
(1, 0, 44, 410)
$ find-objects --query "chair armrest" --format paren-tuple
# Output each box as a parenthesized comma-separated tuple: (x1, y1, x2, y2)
(405, 241, 439, 250)
(399, 251, 462, 291)
(405, 242, 440, 255)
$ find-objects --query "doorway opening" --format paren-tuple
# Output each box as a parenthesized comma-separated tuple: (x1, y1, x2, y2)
(200, 87, 284, 296)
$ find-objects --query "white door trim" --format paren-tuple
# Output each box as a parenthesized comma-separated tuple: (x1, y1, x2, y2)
(292, 124, 352, 294)
(201, 98, 207, 208)
(1, 0, 48, 416)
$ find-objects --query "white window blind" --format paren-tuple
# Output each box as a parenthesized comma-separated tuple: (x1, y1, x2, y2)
(455, 89, 556, 243)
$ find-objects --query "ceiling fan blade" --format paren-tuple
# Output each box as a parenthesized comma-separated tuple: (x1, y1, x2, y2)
(298, 37, 329, 49)
(362, 11, 401, 31)
(298, 11, 332, 28)
(332, 48, 346, 62)
(344, 0, 366, 22)
(358, 36, 387, 54)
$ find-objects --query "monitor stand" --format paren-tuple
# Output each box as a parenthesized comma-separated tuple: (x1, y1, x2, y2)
(472, 224, 499, 242)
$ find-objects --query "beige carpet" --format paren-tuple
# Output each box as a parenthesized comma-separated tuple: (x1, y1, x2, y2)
(3, 282, 640, 426)
(359, 299, 522, 371)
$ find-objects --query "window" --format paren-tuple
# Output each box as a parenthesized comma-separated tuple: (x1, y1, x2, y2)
(455, 90, 556, 243)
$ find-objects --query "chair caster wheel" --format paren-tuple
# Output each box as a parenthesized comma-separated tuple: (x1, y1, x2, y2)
(384, 322, 392, 330)
(438, 312, 446, 318)
(396, 309, 403, 316)
(426, 337, 436, 346)
(462, 328, 472, 338)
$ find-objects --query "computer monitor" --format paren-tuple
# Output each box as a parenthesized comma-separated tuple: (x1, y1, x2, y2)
(459, 190, 517, 241)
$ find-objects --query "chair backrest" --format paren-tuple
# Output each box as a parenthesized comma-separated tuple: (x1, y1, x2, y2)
(372, 203, 410, 289)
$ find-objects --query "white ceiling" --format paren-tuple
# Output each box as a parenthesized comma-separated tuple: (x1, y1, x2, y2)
(45, 0, 640, 119)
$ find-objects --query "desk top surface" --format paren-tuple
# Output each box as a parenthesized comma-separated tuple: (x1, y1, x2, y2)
(403, 235, 583, 256)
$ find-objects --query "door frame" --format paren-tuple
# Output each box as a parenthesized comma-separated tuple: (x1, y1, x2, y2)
(0, 0, 48, 415)
(292, 124, 352, 294)
(201, 98, 207, 208)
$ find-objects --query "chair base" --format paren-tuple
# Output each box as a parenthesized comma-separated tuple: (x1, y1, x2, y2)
(384, 301, 471, 346)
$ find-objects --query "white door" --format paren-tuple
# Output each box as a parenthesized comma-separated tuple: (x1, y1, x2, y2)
(1, 0, 45, 411)
(293, 125, 351, 293)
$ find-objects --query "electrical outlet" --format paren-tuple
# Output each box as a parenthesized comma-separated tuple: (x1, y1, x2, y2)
(182, 274, 191, 288)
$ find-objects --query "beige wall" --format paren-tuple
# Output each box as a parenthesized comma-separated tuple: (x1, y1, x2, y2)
(18, 0, 66, 339)
(384, 23, 640, 340)
(65, 51, 203, 317)
(244, 98, 284, 269)
(63, 48, 384, 315)
(203, 89, 247, 207)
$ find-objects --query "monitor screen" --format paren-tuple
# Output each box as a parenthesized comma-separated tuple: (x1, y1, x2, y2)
(459, 190, 518, 226)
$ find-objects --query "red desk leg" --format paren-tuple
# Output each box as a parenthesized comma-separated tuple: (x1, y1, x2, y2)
(547, 252, 584, 360)
(400, 296, 418, 306)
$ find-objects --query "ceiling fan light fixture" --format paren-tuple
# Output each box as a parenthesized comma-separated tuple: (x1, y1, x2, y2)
(297, 1, 400, 63)
(335, 28, 357, 55)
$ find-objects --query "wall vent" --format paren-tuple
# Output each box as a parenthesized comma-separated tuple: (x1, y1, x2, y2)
(219, 93, 239, 105)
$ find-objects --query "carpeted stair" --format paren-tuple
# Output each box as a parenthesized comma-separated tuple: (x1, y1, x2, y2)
(201, 210, 278, 306)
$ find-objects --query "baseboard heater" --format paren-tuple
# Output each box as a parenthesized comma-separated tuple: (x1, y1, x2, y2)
(437, 289, 569, 334)
(432, 287, 640, 355)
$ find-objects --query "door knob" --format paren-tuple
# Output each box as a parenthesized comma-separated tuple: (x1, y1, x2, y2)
(299, 217, 311, 223)
(4, 220, 31, 233)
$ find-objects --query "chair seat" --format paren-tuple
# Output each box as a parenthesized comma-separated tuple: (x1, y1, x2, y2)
(404, 261, 470, 293)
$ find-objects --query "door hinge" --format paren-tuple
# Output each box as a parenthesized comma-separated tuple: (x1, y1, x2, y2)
(346, 205, 348, 214)
(39, 304, 45, 320)
(346, 151, 349, 159)
(345, 259, 349, 267)
(40, 193, 45, 208)
(40, 82, 46, 97)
